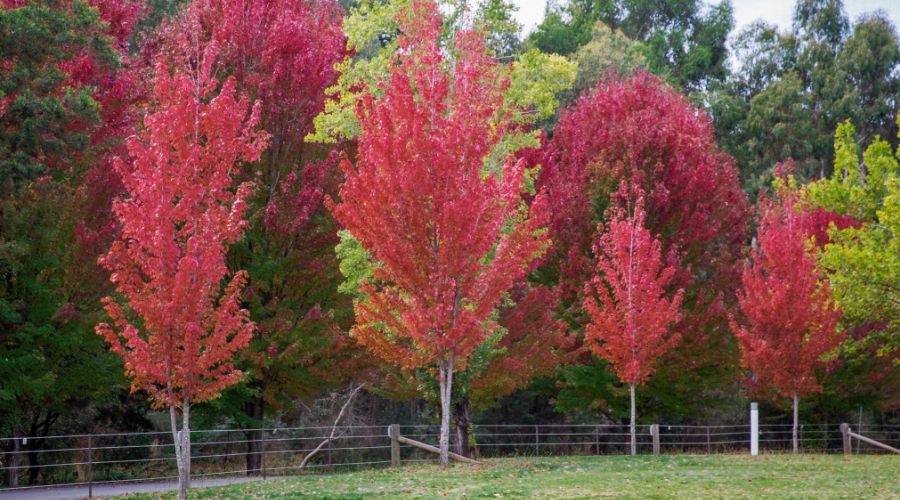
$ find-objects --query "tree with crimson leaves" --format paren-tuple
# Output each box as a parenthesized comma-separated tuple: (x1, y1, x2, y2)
(95, 37, 269, 498)
(330, 2, 550, 466)
(536, 72, 749, 418)
(153, 0, 358, 474)
(730, 180, 843, 453)
(583, 186, 684, 456)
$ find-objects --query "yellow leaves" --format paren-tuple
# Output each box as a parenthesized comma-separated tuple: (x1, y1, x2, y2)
(506, 49, 576, 122)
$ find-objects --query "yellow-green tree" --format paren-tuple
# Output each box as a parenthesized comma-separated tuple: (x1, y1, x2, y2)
(804, 117, 900, 378)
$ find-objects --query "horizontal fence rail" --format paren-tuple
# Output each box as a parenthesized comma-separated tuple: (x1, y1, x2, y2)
(1, 423, 897, 493)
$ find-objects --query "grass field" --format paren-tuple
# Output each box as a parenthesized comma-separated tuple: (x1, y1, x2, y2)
(127, 454, 899, 499)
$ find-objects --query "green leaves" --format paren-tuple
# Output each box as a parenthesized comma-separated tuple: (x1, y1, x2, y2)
(335, 229, 377, 298)
(804, 114, 900, 367)
(805, 120, 897, 221)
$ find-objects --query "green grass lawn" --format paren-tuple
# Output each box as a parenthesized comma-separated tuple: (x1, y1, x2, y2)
(128, 454, 899, 499)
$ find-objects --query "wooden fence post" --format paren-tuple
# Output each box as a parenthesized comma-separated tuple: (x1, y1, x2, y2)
(534, 425, 539, 455)
(841, 423, 851, 455)
(706, 426, 711, 454)
(390, 424, 400, 467)
(87, 434, 93, 499)
(650, 424, 660, 456)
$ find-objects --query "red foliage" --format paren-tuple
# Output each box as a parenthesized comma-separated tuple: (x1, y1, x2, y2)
(536, 73, 749, 397)
(160, 0, 347, 171)
(69, 0, 150, 299)
(264, 152, 341, 236)
(729, 188, 844, 399)
(330, 2, 549, 369)
(539, 72, 749, 314)
(583, 189, 684, 385)
(802, 207, 861, 248)
(90, 0, 144, 50)
(471, 285, 574, 406)
(95, 42, 269, 407)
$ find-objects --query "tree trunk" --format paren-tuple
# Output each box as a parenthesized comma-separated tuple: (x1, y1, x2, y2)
(629, 384, 636, 456)
(245, 397, 264, 475)
(792, 393, 799, 454)
(181, 397, 191, 499)
(168, 405, 184, 500)
(438, 353, 454, 466)
(5, 429, 20, 487)
(453, 395, 472, 458)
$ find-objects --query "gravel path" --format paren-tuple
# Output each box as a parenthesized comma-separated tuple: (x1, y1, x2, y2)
(0, 476, 278, 499)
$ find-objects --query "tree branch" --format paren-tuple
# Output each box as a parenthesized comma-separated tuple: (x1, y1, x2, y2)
(298, 383, 364, 470)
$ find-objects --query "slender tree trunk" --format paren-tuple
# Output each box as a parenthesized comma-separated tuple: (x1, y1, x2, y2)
(629, 384, 636, 456)
(438, 353, 454, 466)
(792, 393, 799, 454)
(181, 397, 191, 499)
(168, 405, 184, 500)
(245, 396, 264, 475)
(453, 395, 472, 458)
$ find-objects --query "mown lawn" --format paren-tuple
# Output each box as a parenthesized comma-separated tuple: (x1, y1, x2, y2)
(127, 454, 899, 499)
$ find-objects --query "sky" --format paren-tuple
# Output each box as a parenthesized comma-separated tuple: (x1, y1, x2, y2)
(509, 0, 900, 37)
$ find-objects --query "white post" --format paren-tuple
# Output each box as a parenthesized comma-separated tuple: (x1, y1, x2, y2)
(750, 402, 759, 456)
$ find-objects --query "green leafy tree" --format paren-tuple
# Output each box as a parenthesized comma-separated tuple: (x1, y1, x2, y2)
(525, 0, 593, 56)
(0, 2, 131, 486)
(741, 73, 820, 193)
(527, 0, 734, 92)
(835, 13, 900, 145)
(709, 0, 900, 194)
(805, 118, 900, 374)
(474, 0, 521, 58)
(569, 22, 648, 101)
(0, 180, 122, 486)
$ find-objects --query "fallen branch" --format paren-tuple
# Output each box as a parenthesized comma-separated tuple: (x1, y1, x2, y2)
(298, 384, 364, 469)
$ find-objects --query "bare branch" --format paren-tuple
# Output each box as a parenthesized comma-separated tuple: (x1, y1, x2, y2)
(298, 384, 364, 470)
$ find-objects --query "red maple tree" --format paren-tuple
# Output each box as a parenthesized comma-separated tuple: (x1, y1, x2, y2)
(537, 73, 749, 403)
(583, 186, 684, 455)
(150, 0, 359, 473)
(329, 2, 550, 465)
(730, 185, 843, 453)
(95, 40, 269, 498)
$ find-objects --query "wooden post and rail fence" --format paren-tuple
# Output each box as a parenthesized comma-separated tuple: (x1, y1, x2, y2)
(387, 421, 896, 466)
(840, 423, 900, 455)
(388, 424, 478, 465)
(386, 423, 666, 465)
